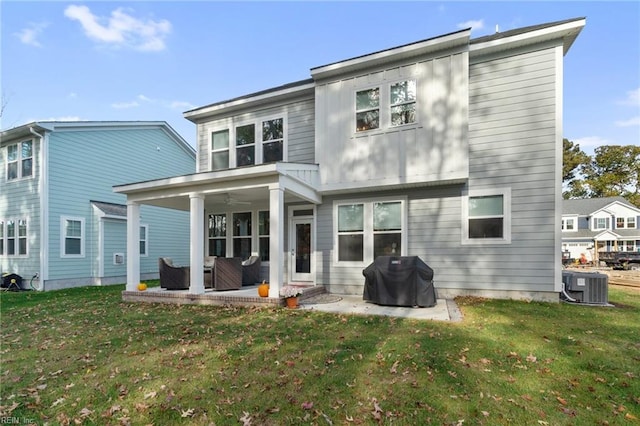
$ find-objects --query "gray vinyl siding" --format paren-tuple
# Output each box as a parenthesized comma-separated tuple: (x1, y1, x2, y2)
(0, 135, 41, 280)
(466, 46, 559, 293)
(102, 219, 126, 277)
(47, 127, 195, 283)
(196, 96, 316, 171)
(314, 52, 469, 192)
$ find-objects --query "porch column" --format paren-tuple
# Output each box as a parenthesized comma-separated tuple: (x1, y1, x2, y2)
(126, 201, 140, 291)
(189, 193, 205, 294)
(268, 185, 285, 297)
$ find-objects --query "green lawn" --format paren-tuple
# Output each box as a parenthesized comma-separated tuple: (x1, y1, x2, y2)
(1, 283, 638, 425)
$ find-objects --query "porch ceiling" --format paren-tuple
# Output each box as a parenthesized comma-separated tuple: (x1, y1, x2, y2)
(113, 162, 321, 211)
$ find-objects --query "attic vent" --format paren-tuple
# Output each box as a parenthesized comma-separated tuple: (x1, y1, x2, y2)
(114, 253, 125, 265)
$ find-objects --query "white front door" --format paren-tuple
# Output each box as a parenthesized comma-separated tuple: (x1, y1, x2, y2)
(290, 217, 313, 282)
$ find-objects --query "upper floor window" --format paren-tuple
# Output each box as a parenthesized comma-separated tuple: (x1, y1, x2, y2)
(390, 80, 416, 126)
(236, 124, 255, 167)
(62, 216, 84, 257)
(0, 219, 28, 256)
(355, 80, 417, 132)
(356, 87, 380, 132)
(211, 130, 230, 171)
(7, 140, 33, 180)
(462, 188, 511, 245)
(562, 218, 576, 231)
(594, 217, 609, 230)
(616, 216, 636, 229)
(262, 118, 283, 163)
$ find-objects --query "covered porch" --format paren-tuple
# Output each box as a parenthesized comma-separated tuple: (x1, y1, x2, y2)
(114, 162, 321, 298)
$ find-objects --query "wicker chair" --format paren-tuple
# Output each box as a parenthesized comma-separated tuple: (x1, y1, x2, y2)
(208, 257, 242, 291)
(242, 256, 261, 286)
(159, 257, 190, 290)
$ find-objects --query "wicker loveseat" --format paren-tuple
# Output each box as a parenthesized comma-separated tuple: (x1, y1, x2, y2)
(159, 257, 190, 290)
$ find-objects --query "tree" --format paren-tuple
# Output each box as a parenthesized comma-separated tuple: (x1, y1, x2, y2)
(562, 138, 589, 199)
(579, 145, 640, 207)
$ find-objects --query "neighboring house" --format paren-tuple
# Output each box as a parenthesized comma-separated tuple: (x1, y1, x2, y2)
(115, 18, 585, 302)
(0, 121, 196, 290)
(562, 197, 640, 262)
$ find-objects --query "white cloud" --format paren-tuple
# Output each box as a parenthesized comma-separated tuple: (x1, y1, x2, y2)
(573, 136, 611, 154)
(111, 94, 195, 111)
(457, 19, 484, 32)
(14, 22, 48, 47)
(64, 5, 171, 52)
(615, 116, 640, 127)
(618, 87, 640, 106)
(111, 101, 140, 109)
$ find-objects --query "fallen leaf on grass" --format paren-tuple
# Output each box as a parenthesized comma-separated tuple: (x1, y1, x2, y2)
(390, 360, 399, 374)
(51, 397, 65, 408)
(240, 411, 252, 425)
(181, 408, 195, 418)
(302, 401, 314, 410)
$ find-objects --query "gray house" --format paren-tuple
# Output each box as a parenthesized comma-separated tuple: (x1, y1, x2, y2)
(562, 197, 640, 263)
(0, 121, 196, 290)
(115, 18, 585, 302)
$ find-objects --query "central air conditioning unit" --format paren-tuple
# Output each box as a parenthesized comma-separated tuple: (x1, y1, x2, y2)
(561, 271, 609, 305)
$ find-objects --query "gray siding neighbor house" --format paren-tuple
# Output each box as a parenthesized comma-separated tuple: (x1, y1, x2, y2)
(115, 18, 585, 302)
(0, 121, 196, 290)
(562, 197, 640, 263)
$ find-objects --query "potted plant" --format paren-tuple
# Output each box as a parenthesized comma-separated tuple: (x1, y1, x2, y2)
(280, 285, 303, 308)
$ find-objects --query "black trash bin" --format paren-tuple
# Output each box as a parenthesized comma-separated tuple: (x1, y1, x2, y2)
(363, 256, 437, 307)
(2, 273, 23, 291)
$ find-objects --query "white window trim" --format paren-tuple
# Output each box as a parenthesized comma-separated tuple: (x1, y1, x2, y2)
(210, 128, 231, 171)
(389, 78, 417, 129)
(140, 224, 148, 257)
(333, 196, 407, 267)
(461, 187, 512, 245)
(354, 79, 419, 134)
(0, 218, 29, 257)
(61, 216, 85, 258)
(562, 216, 578, 232)
(6, 139, 34, 181)
(234, 122, 257, 168)
(209, 113, 288, 171)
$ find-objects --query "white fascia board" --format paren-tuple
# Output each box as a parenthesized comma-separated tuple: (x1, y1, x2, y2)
(470, 19, 585, 58)
(593, 201, 640, 216)
(311, 30, 471, 80)
(184, 82, 316, 122)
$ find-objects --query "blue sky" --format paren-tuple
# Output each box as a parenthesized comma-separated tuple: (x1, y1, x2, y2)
(2, 1, 639, 154)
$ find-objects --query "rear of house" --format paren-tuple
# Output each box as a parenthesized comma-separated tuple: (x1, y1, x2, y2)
(116, 18, 585, 302)
(0, 121, 196, 290)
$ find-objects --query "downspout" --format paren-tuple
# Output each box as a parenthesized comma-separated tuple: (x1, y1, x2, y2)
(30, 126, 46, 291)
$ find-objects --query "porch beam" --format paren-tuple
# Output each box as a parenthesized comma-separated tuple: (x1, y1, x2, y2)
(189, 193, 205, 294)
(279, 174, 322, 204)
(126, 201, 140, 291)
(268, 185, 285, 297)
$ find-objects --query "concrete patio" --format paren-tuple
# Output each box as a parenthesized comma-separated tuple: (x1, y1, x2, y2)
(122, 284, 461, 322)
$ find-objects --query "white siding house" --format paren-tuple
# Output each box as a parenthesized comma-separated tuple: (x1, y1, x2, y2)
(0, 121, 196, 290)
(562, 197, 640, 262)
(115, 18, 585, 301)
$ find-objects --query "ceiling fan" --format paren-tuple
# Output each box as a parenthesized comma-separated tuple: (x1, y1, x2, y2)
(223, 193, 251, 206)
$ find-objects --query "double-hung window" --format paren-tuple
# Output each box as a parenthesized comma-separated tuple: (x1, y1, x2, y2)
(236, 124, 256, 167)
(463, 189, 511, 244)
(337, 204, 365, 261)
(390, 80, 416, 126)
(562, 218, 576, 231)
(233, 212, 252, 259)
(7, 140, 33, 180)
(594, 217, 609, 230)
(2, 219, 28, 256)
(356, 88, 380, 132)
(261, 118, 284, 163)
(211, 130, 230, 171)
(258, 210, 270, 262)
(336, 199, 406, 263)
(208, 214, 226, 257)
(62, 217, 84, 257)
(139, 225, 148, 256)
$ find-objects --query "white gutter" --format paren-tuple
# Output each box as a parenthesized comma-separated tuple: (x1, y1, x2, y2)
(30, 126, 46, 290)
